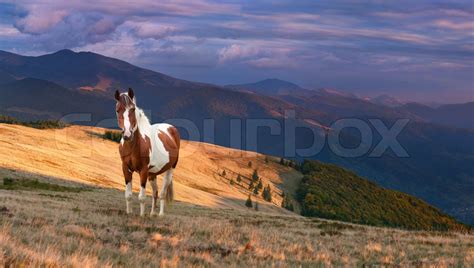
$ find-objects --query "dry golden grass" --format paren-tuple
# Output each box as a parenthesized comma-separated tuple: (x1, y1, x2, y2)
(0, 170, 473, 267)
(0, 123, 301, 214)
(1, 123, 473, 266)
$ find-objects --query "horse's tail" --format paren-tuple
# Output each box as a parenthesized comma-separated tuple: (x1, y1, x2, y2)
(165, 177, 174, 203)
(166, 125, 179, 203)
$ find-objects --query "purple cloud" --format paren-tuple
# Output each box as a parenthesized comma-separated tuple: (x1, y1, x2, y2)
(0, 0, 473, 102)
(128, 21, 179, 39)
(14, 8, 68, 34)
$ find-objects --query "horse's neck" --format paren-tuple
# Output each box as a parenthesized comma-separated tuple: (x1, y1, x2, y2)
(119, 108, 151, 155)
(136, 108, 151, 135)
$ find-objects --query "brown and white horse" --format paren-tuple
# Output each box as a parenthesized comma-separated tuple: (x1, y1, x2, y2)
(114, 88, 180, 216)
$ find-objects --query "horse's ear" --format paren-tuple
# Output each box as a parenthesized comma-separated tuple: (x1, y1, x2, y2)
(114, 90, 120, 101)
(128, 88, 135, 101)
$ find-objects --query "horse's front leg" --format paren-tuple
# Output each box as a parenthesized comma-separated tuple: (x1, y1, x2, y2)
(149, 175, 158, 216)
(122, 165, 133, 214)
(138, 169, 148, 217)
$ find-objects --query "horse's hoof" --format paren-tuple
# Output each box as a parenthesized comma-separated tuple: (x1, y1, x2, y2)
(158, 213, 164, 217)
(150, 212, 158, 217)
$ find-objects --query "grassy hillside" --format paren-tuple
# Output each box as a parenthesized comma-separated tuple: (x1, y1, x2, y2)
(0, 122, 469, 232)
(0, 123, 300, 214)
(1, 169, 473, 266)
(1, 122, 474, 265)
(296, 160, 469, 232)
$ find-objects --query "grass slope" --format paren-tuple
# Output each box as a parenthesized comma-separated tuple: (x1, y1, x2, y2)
(296, 160, 469, 231)
(1, 169, 473, 266)
(0, 122, 468, 232)
(0, 123, 300, 214)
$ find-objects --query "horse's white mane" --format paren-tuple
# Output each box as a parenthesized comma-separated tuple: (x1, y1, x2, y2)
(135, 107, 151, 133)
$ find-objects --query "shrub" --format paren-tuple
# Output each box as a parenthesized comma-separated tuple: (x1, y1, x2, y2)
(0, 177, 86, 192)
(0, 115, 67, 129)
(103, 130, 122, 143)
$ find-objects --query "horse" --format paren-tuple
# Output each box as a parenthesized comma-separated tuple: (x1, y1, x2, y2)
(114, 88, 180, 217)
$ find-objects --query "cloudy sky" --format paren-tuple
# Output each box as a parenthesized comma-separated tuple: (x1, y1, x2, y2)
(0, 0, 472, 103)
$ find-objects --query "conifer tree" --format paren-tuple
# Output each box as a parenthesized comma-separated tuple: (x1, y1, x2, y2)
(248, 180, 254, 190)
(281, 192, 294, 211)
(288, 202, 294, 211)
(281, 191, 287, 207)
(253, 186, 259, 195)
(252, 169, 259, 182)
(245, 195, 252, 208)
(262, 184, 272, 202)
(236, 174, 242, 184)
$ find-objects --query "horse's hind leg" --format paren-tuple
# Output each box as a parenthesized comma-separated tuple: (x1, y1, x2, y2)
(159, 169, 174, 216)
(149, 175, 158, 216)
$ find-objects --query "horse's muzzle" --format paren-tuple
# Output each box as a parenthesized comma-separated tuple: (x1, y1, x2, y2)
(122, 131, 133, 141)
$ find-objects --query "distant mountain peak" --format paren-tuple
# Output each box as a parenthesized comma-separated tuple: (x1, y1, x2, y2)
(246, 78, 302, 89)
(225, 78, 315, 96)
(260, 78, 297, 84)
(53, 49, 76, 55)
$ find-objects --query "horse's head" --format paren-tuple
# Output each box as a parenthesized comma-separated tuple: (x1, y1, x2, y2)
(114, 88, 137, 141)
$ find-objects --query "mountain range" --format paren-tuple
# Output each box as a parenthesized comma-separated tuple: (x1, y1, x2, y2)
(0, 49, 473, 225)
(370, 94, 405, 107)
(225, 78, 315, 96)
(227, 78, 473, 128)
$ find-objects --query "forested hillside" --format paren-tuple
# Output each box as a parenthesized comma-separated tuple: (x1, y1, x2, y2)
(296, 160, 469, 231)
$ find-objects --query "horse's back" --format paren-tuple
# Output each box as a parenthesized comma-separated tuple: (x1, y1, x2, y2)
(152, 123, 180, 148)
(149, 123, 180, 171)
